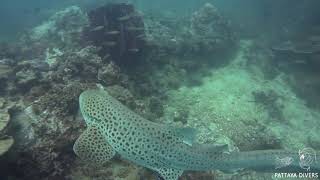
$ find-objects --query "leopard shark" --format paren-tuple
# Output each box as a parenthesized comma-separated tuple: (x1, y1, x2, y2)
(73, 88, 320, 180)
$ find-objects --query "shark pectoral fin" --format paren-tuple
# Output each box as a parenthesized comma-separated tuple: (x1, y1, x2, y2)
(153, 167, 183, 180)
(73, 125, 115, 165)
(172, 127, 197, 146)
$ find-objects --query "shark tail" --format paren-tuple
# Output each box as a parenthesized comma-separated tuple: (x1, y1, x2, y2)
(222, 149, 320, 173)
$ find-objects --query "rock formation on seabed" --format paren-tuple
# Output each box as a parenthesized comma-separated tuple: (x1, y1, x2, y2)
(190, 3, 236, 53)
(84, 3, 146, 66)
(144, 3, 236, 56)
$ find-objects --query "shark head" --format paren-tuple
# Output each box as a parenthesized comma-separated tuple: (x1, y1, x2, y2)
(79, 89, 112, 126)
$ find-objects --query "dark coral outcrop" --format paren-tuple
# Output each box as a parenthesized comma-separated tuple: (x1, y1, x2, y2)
(84, 3, 146, 66)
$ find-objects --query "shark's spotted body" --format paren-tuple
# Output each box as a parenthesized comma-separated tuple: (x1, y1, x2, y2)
(74, 89, 320, 180)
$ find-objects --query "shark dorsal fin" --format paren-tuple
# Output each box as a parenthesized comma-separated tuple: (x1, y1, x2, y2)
(73, 125, 115, 165)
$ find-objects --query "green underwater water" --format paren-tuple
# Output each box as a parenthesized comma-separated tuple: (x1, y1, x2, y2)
(0, 1, 320, 180)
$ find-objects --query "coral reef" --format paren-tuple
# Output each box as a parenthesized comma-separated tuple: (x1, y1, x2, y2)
(0, 6, 106, 179)
(0, 5, 90, 96)
(48, 46, 103, 83)
(0, 6, 146, 176)
(0, 57, 48, 95)
(31, 83, 94, 117)
(2, 84, 90, 179)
